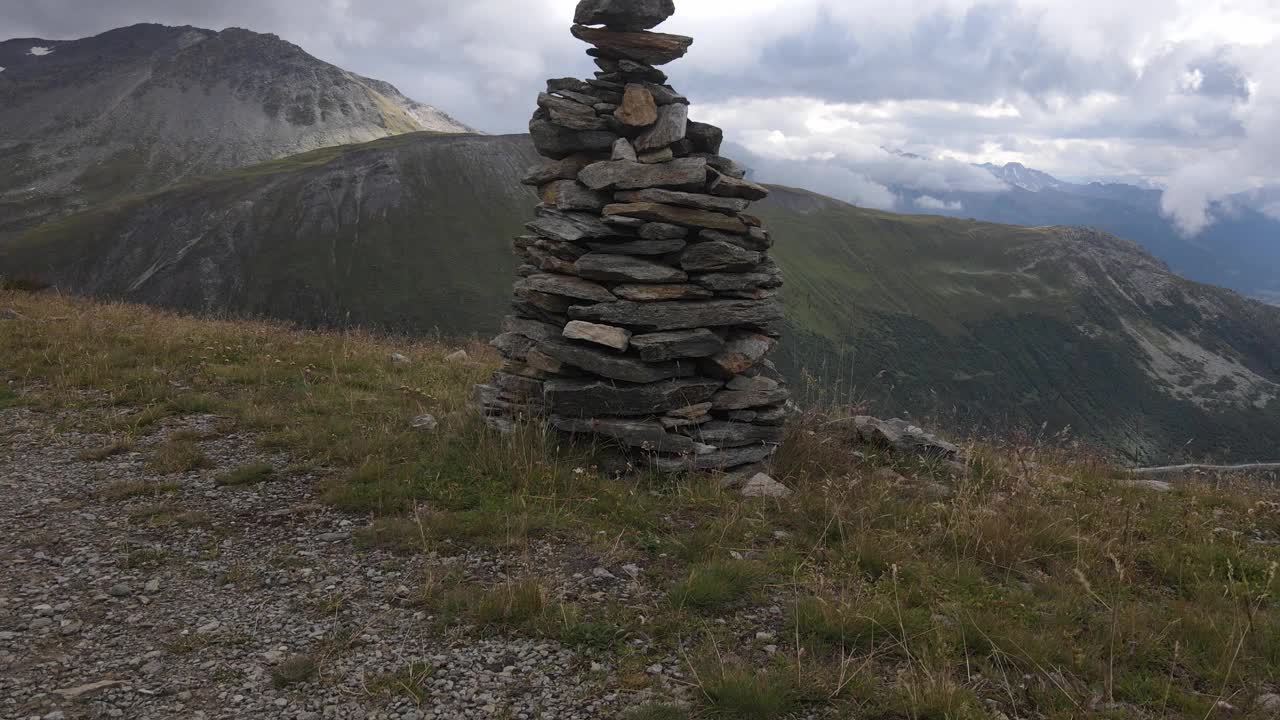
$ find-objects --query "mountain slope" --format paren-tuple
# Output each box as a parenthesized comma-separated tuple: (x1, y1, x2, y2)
(0, 24, 472, 235)
(900, 163, 1280, 304)
(3, 133, 1278, 462)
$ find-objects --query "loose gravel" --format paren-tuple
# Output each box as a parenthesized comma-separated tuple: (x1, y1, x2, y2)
(0, 407, 686, 719)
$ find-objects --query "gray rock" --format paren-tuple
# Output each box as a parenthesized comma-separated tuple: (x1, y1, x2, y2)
(109, 584, 130, 597)
(727, 374, 780, 392)
(490, 332, 535, 360)
(669, 402, 715, 419)
(740, 473, 791, 498)
(753, 405, 788, 425)
(575, 253, 688, 283)
(588, 77, 627, 92)
(557, 87, 611, 105)
(630, 329, 725, 361)
(544, 378, 723, 417)
(570, 299, 784, 331)
(551, 416, 695, 453)
(586, 238, 687, 256)
(653, 444, 773, 472)
(525, 348, 571, 375)
(644, 82, 689, 106)
(712, 388, 791, 411)
(522, 154, 598, 186)
(574, 0, 676, 31)
(493, 371, 545, 400)
(514, 285, 576, 313)
(570, 25, 693, 66)
(502, 316, 564, 342)
(547, 77, 599, 96)
(695, 269, 783, 293)
(619, 59, 666, 82)
(537, 92, 608, 130)
(538, 339, 692, 384)
(603, 203, 747, 234)
(685, 421, 784, 448)
(527, 207, 619, 242)
(634, 103, 688, 151)
(530, 117, 616, 158)
(846, 416, 961, 459)
(661, 414, 711, 429)
(515, 273, 616, 302)
(611, 138, 638, 162)
(539, 179, 612, 212)
(638, 148, 675, 164)
(603, 215, 647, 230)
(616, 188, 750, 214)
(445, 349, 470, 363)
(563, 321, 632, 351)
(687, 121, 724, 155)
(700, 228, 774, 252)
(389, 352, 411, 364)
(611, 284, 714, 301)
(578, 157, 708, 191)
(679, 241, 762, 272)
(706, 333, 776, 376)
(708, 170, 770, 200)
(639, 222, 689, 240)
(521, 248, 577, 276)
(411, 414, 439, 432)
(693, 154, 748, 179)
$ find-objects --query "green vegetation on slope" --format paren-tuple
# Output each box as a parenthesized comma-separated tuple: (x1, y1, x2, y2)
(3, 134, 1279, 463)
(3, 290, 1279, 719)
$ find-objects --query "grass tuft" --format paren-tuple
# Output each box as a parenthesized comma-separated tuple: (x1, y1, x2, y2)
(670, 559, 766, 611)
(271, 654, 319, 688)
(215, 462, 275, 487)
(699, 665, 799, 720)
(146, 439, 212, 474)
(79, 437, 135, 461)
(366, 661, 433, 704)
(98, 479, 179, 501)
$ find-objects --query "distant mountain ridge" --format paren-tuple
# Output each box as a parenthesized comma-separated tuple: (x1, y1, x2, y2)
(978, 162, 1066, 192)
(0, 23, 472, 235)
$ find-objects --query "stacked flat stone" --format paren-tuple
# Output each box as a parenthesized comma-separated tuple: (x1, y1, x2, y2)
(475, 0, 787, 473)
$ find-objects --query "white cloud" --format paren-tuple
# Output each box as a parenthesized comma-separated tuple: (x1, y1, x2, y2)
(1161, 39, 1280, 233)
(915, 196, 964, 211)
(3, 0, 1279, 236)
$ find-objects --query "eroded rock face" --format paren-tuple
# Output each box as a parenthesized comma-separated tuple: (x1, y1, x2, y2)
(477, 0, 785, 473)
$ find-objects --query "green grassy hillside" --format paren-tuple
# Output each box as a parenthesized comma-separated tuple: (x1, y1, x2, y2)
(3, 132, 1279, 462)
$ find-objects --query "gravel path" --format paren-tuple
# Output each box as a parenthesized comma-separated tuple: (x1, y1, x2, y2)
(0, 407, 683, 720)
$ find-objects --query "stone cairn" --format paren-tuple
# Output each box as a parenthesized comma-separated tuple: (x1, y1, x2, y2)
(475, 0, 787, 473)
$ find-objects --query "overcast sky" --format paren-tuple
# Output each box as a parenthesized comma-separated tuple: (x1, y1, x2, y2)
(4, 0, 1279, 233)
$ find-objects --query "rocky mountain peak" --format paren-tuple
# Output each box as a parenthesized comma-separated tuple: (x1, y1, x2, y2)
(0, 23, 474, 235)
(980, 161, 1065, 192)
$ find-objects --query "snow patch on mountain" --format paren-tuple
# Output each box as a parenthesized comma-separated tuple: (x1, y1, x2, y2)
(28, 46, 53, 56)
